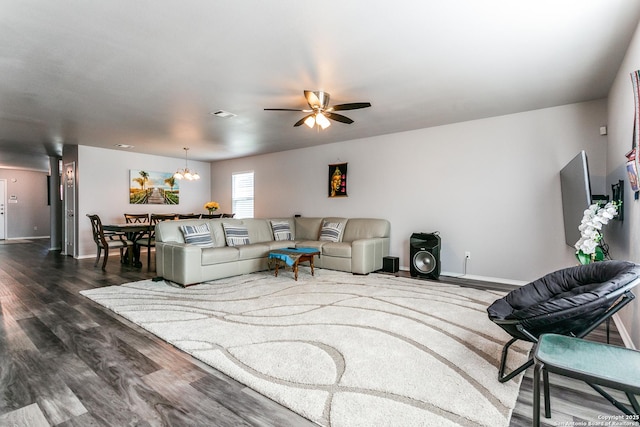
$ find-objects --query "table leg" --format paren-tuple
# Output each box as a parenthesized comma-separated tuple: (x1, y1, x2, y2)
(132, 244, 142, 268)
(274, 260, 279, 277)
(122, 248, 141, 267)
(543, 369, 551, 418)
(533, 362, 543, 427)
(293, 260, 299, 281)
(310, 257, 315, 276)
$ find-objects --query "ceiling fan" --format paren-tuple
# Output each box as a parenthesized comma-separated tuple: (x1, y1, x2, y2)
(264, 90, 372, 129)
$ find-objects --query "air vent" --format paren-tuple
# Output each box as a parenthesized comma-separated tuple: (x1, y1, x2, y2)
(210, 110, 237, 118)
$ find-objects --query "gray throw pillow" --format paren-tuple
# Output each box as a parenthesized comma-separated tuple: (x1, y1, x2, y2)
(270, 220, 292, 241)
(180, 223, 214, 247)
(222, 223, 251, 246)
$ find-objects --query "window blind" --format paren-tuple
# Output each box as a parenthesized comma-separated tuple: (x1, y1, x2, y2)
(232, 171, 254, 218)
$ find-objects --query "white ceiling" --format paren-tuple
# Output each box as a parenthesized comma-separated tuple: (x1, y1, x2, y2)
(1, 1, 640, 170)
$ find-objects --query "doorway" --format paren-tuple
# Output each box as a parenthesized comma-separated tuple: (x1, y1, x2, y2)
(0, 179, 5, 240)
(63, 162, 76, 256)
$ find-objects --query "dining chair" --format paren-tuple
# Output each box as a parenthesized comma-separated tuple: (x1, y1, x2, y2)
(136, 213, 176, 270)
(177, 213, 201, 219)
(124, 213, 150, 224)
(221, 213, 235, 218)
(86, 214, 133, 270)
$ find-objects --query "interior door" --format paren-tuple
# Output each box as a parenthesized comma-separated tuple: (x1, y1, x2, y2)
(63, 162, 76, 256)
(0, 179, 6, 240)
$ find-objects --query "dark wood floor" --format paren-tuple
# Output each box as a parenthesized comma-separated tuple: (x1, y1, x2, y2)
(0, 240, 634, 426)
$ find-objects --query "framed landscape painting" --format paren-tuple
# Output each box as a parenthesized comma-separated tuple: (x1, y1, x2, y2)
(129, 170, 179, 204)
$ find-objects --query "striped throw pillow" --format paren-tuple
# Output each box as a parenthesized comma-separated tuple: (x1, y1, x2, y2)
(222, 223, 250, 246)
(319, 221, 344, 242)
(270, 220, 292, 241)
(180, 223, 214, 247)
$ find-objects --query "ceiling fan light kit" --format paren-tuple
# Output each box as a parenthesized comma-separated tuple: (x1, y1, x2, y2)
(265, 90, 371, 130)
(174, 147, 200, 181)
(305, 112, 331, 129)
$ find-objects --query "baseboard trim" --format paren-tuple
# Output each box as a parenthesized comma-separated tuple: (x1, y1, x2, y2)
(7, 236, 50, 240)
(399, 266, 528, 287)
(442, 272, 528, 287)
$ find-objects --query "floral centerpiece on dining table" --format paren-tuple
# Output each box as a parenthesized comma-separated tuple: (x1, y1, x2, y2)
(204, 201, 220, 214)
(574, 200, 620, 264)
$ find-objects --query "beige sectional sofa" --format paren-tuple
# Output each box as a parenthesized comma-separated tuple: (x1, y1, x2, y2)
(155, 216, 390, 286)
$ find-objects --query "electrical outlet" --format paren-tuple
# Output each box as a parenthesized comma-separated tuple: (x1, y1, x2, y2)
(33, 226, 38, 231)
(465, 251, 471, 260)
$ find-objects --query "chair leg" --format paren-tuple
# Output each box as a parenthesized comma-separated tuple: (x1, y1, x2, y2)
(498, 337, 535, 383)
(94, 247, 102, 267)
(147, 245, 152, 271)
(588, 383, 639, 417)
(102, 249, 108, 270)
(626, 392, 640, 416)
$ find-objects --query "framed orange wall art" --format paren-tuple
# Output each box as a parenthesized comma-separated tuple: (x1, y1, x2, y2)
(328, 163, 347, 197)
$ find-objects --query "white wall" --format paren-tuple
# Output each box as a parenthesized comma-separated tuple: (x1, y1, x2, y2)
(606, 20, 640, 348)
(77, 146, 210, 258)
(210, 99, 608, 283)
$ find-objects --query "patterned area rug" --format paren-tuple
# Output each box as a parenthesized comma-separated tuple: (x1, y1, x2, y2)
(80, 269, 529, 426)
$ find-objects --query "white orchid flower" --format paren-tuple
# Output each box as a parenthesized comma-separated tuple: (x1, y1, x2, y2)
(585, 220, 602, 230)
(574, 200, 619, 261)
(580, 239, 599, 253)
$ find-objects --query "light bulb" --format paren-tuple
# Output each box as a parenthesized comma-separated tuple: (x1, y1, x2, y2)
(316, 113, 331, 129)
(304, 115, 315, 128)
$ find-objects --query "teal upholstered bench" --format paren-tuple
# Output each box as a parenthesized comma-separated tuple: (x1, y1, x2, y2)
(533, 333, 640, 427)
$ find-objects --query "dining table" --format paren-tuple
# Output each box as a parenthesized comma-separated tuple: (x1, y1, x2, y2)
(102, 223, 151, 267)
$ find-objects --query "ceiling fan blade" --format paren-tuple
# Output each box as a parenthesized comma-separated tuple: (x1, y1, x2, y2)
(293, 114, 314, 127)
(330, 102, 372, 111)
(264, 108, 305, 111)
(325, 112, 354, 124)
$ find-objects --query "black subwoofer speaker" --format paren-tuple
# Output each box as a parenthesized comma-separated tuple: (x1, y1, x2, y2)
(382, 256, 399, 273)
(410, 232, 441, 279)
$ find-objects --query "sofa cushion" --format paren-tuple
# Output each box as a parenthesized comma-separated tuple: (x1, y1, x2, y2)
(319, 221, 345, 242)
(270, 220, 292, 241)
(237, 243, 271, 260)
(222, 223, 250, 246)
(321, 242, 352, 258)
(297, 241, 326, 251)
(241, 218, 274, 243)
(341, 218, 391, 242)
(201, 246, 239, 265)
(180, 223, 214, 247)
(294, 217, 323, 240)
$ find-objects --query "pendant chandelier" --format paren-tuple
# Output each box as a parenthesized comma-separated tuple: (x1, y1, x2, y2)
(174, 147, 200, 181)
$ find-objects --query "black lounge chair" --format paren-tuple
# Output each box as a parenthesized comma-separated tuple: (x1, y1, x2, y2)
(487, 260, 640, 383)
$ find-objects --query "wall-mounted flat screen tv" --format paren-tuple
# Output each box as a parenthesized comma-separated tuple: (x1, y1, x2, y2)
(560, 150, 592, 247)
